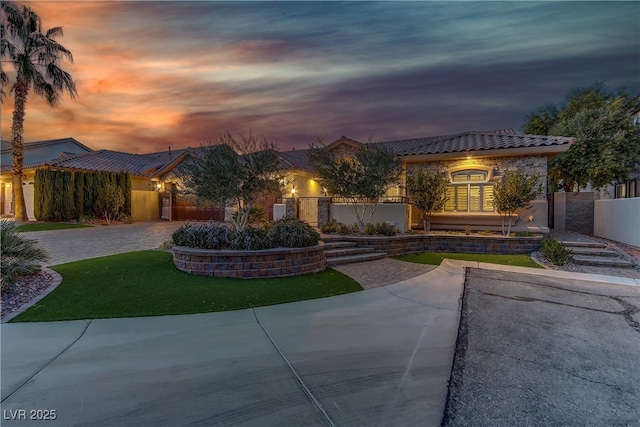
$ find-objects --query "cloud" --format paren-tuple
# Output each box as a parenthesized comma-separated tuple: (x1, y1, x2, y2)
(2, 1, 638, 153)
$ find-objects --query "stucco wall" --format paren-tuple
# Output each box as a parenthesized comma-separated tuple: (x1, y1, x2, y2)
(594, 198, 640, 247)
(131, 190, 160, 221)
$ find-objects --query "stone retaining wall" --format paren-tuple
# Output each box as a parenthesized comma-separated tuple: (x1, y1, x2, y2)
(324, 234, 542, 256)
(172, 245, 326, 279)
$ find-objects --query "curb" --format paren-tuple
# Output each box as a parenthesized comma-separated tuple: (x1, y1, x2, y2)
(1, 267, 63, 323)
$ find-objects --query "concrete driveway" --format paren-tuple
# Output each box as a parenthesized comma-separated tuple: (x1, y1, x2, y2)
(3, 222, 640, 426)
(1, 262, 465, 427)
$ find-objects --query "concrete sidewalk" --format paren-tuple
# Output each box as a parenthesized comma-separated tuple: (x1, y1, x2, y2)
(0, 261, 465, 427)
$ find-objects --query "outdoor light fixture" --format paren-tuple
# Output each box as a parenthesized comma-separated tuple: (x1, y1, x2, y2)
(291, 187, 296, 195)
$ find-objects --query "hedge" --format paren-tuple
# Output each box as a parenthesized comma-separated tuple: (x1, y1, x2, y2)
(34, 169, 132, 222)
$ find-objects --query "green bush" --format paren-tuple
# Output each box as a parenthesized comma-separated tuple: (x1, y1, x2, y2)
(230, 225, 272, 250)
(364, 222, 398, 236)
(321, 219, 357, 235)
(1, 219, 48, 290)
(269, 217, 320, 248)
(514, 231, 535, 237)
(541, 237, 572, 265)
(172, 221, 231, 249)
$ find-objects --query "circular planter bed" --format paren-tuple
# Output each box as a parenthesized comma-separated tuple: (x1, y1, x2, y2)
(172, 245, 326, 279)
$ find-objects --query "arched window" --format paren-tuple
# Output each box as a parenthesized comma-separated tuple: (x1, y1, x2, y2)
(445, 170, 494, 212)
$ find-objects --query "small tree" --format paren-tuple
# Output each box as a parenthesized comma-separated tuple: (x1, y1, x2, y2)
(97, 184, 124, 224)
(176, 132, 282, 232)
(493, 171, 541, 236)
(406, 168, 448, 233)
(309, 139, 402, 232)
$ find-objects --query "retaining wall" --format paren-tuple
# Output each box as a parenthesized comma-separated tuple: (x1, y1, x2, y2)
(323, 234, 543, 256)
(172, 245, 326, 279)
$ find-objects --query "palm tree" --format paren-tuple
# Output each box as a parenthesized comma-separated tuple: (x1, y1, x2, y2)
(1, 2, 77, 221)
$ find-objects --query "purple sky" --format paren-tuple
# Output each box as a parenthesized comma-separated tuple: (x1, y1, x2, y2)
(2, 1, 639, 153)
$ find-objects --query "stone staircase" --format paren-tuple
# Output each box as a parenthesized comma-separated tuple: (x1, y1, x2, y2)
(561, 241, 635, 269)
(322, 240, 387, 266)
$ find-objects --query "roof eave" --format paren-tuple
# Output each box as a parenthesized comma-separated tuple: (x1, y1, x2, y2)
(401, 143, 573, 163)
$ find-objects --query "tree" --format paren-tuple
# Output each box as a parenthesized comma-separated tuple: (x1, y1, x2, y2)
(406, 168, 448, 233)
(1, 2, 77, 221)
(493, 170, 541, 236)
(176, 133, 282, 232)
(309, 139, 402, 232)
(97, 184, 125, 225)
(522, 83, 640, 191)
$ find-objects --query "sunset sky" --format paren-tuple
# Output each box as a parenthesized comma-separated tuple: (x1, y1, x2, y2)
(1, 1, 639, 154)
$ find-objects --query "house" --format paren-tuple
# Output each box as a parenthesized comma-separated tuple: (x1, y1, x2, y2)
(2, 129, 574, 231)
(283, 130, 574, 233)
(0, 137, 93, 217)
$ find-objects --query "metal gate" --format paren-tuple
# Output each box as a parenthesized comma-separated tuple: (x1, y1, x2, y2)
(298, 197, 318, 226)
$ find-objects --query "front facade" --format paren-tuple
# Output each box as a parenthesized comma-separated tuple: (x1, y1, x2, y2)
(2, 129, 574, 231)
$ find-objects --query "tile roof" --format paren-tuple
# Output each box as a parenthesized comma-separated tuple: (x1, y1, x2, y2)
(0, 137, 93, 154)
(372, 129, 574, 157)
(278, 148, 313, 172)
(32, 150, 173, 177)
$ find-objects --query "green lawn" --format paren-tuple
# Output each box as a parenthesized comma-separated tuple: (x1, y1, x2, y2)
(16, 223, 93, 232)
(12, 251, 362, 322)
(393, 252, 543, 268)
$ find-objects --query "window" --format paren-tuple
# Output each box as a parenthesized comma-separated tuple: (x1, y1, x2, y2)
(445, 170, 494, 212)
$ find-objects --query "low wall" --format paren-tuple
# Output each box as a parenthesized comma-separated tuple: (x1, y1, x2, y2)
(594, 198, 640, 248)
(323, 234, 543, 255)
(172, 245, 326, 278)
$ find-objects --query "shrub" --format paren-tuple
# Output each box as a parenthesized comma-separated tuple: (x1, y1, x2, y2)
(478, 230, 493, 236)
(270, 217, 320, 248)
(230, 225, 272, 250)
(1, 219, 48, 290)
(364, 222, 398, 236)
(541, 237, 572, 265)
(97, 184, 125, 225)
(172, 221, 231, 249)
(321, 219, 358, 235)
(514, 231, 535, 237)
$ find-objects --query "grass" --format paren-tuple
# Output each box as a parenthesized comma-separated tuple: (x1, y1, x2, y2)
(15, 223, 93, 232)
(393, 252, 543, 268)
(11, 251, 362, 322)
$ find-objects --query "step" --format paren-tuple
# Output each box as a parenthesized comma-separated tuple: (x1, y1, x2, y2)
(571, 255, 635, 268)
(326, 252, 388, 267)
(567, 247, 620, 257)
(322, 241, 357, 251)
(560, 241, 607, 249)
(324, 247, 375, 257)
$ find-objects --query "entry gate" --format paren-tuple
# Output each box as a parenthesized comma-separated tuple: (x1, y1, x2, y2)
(298, 197, 318, 227)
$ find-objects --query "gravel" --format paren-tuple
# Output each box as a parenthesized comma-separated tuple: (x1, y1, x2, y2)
(1, 270, 54, 321)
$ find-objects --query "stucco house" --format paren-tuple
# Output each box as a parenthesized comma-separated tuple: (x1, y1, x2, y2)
(280, 129, 574, 233)
(2, 129, 574, 231)
(1, 137, 93, 217)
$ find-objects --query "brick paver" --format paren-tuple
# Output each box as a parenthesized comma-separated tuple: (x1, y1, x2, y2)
(30, 221, 186, 266)
(332, 258, 437, 289)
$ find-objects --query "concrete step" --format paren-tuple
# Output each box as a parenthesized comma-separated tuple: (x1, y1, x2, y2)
(324, 247, 375, 257)
(326, 252, 388, 267)
(568, 247, 620, 257)
(560, 241, 607, 249)
(571, 255, 635, 268)
(322, 241, 357, 251)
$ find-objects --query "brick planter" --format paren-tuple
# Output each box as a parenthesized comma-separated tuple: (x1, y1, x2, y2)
(322, 234, 543, 256)
(172, 245, 326, 279)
